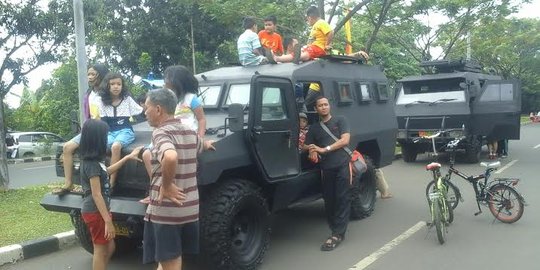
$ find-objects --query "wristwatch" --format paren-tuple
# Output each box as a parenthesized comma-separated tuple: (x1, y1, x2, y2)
(325, 146, 331, 152)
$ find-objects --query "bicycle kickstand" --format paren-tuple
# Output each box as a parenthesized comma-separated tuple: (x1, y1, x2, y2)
(474, 201, 482, 216)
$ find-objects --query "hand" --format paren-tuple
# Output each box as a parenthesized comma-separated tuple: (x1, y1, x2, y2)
(158, 183, 186, 206)
(308, 144, 324, 154)
(204, 140, 216, 151)
(104, 220, 115, 240)
(127, 146, 144, 162)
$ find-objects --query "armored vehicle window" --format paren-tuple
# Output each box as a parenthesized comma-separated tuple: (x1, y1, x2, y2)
(355, 83, 372, 103)
(403, 78, 464, 94)
(261, 87, 287, 121)
(335, 82, 354, 105)
(225, 84, 250, 106)
(376, 83, 389, 102)
(396, 78, 466, 105)
(480, 83, 514, 102)
(199, 85, 221, 106)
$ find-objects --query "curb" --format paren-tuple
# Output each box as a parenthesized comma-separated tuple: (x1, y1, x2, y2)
(6, 156, 56, 165)
(0, 230, 77, 266)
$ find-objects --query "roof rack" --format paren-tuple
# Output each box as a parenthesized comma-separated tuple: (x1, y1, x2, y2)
(420, 59, 483, 73)
(319, 54, 366, 64)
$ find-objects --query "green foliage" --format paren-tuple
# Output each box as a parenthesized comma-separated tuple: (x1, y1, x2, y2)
(0, 184, 72, 247)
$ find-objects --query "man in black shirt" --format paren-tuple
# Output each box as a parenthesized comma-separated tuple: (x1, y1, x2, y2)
(304, 96, 352, 251)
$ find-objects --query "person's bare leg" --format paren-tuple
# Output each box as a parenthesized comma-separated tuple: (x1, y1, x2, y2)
(110, 142, 122, 187)
(159, 256, 182, 270)
(56, 141, 78, 192)
(105, 240, 115, 265)
(274, 54, 294, 62)
(375, 169, 392, 199)
(92, 243, 109, 270)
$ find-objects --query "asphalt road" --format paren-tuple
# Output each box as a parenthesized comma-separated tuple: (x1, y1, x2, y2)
(2, 124, 538, 270)
(7, 160, 62, 189)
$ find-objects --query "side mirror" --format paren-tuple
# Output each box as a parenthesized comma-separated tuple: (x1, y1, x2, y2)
(228, 103, 244, 132)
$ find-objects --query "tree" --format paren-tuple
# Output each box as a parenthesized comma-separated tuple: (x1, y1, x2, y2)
(0, 0, 71, 190)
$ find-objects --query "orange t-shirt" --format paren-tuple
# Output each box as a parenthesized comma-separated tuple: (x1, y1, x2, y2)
(258, 31, 284, 55)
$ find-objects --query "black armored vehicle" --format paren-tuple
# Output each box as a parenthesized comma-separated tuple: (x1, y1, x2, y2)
(394, 59, 521, 163)
(41, 56, 397, 270)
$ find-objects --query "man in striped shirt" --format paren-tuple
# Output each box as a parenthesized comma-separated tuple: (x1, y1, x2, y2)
(142, 88, 214, 270)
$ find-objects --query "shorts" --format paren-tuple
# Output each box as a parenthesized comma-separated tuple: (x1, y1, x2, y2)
(107, 128, 135, 148)
(143, 221, 199, 264)
(81, 212, 112, 245)
(70, 134, 81, 144)
(303, 44, 326, 60)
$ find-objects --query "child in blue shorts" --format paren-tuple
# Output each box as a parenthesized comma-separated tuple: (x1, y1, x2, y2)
(99, 73, 143, 188)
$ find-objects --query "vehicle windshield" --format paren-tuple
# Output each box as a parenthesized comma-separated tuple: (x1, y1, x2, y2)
(396, 78, 466, 105)
(225, 84, 250, 106)
(199, 85, 221, 106)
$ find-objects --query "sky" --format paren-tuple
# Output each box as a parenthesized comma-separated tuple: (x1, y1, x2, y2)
(3, 0, 540, 108)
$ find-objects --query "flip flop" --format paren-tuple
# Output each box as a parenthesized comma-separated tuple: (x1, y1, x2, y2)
(52, 187, 72, 196)
(381, 193, 393, 199)
(292, 44, 302, 64)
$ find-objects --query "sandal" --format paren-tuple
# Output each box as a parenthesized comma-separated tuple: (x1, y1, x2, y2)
(52, 186, 73, 196)
(381, 192, 393, 199)
(292, 44, 302, 64)
(320, 235, 343, 251)
(264, 48, 277, 64)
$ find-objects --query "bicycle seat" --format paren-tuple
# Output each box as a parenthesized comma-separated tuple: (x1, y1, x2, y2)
(426, 162, 442, 171)
(480, 161, 501, 169)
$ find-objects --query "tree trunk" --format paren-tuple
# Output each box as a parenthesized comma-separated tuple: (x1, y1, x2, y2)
(317, 0, 325, 20)
(0, 99, 10, 191)
(365, 0, 394, 53)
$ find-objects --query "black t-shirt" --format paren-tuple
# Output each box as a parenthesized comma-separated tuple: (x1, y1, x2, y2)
(305, 116, 351, 169)
(81, 160, 110, 213)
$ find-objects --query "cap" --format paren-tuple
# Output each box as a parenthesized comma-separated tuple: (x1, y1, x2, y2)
(299, 112, 308, 119)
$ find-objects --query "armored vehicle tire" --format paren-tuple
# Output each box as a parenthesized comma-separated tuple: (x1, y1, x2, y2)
(71, 210, 94, 254)
(200, 179, 270, 270)
(464, 137, 481, 163)
(71, 210, 139, 255)
(350, 156, 377, 220)
(401, 143, 418, 162)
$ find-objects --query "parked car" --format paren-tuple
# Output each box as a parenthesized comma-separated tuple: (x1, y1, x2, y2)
(8, 132, 66, 158)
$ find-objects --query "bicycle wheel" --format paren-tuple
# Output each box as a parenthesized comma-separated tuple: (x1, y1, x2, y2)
(426, 180, 460, 210)
(446, 199, 454, 224)
(488, 184, 524, 223)
(432, 199, 446, 244)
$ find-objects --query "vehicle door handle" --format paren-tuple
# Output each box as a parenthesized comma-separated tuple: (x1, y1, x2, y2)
(253, 126, 263, 135)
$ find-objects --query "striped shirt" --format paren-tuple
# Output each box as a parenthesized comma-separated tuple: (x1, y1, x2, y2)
(144, 118, 203, 225)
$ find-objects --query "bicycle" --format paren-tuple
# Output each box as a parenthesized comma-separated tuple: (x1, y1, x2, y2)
(418, 131, 526, 230)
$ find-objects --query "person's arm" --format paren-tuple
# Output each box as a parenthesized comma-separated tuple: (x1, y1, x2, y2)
(106, 146, 143, 175)
(89, 176, 115, 240)
(157, 149, 186, 205)
(192, 106, 206, 137)
(325, 30, 334, 50)
(310, 132, 350, 154)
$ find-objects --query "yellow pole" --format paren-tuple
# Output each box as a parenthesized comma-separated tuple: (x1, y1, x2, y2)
(344, 8, 352, 54)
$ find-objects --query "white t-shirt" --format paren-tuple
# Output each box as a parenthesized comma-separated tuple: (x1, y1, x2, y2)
(88, 91, 102, 119)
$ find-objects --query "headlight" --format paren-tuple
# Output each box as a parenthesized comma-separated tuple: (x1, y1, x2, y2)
(397, 130, 407, 138)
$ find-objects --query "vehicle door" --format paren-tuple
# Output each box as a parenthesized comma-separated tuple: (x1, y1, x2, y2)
(16, 134, 33, 157)
(31, 133, 48, 157)
(472, 80, 521, 139)
(247, 75, 300, 181)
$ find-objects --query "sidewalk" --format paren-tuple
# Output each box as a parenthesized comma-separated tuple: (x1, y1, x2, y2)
(6, 155, 56, 165)
(0, 231, 77, 266)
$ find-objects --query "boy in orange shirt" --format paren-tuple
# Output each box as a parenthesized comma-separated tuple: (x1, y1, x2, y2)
(272, 6, 333, 64)
(258, 15, 284, 55)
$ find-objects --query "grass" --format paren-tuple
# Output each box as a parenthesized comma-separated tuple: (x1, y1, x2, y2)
(521, 115, 532, 124)
(0, 184, 72, 247)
